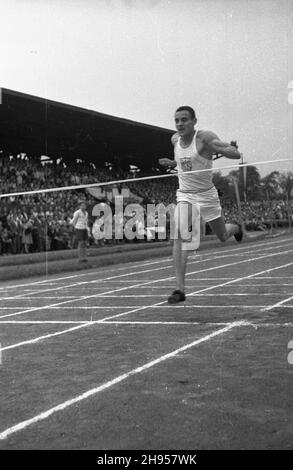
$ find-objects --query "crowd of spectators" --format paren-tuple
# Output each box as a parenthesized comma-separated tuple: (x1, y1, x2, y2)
(222, 199, 292, 231)
(0, 154, 292, 255)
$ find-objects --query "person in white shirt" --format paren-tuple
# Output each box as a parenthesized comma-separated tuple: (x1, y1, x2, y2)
(159, 106, 243, 304)
(70, 200, 90, 262)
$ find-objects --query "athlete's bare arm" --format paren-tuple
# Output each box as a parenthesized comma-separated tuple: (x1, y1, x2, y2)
(203, 131, 241, 159)
(171, 132, 179, 146)
(70, 212, 79, 226)
(158, 133, 178, 168)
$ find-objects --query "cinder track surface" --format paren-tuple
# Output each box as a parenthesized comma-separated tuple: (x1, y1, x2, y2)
(0, 235, 292, 449)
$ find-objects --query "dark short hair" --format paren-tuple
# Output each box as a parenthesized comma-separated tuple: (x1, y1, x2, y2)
(175, 106, 196, 119)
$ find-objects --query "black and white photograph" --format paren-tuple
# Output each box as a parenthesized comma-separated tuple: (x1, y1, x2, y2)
(0, 0, 293, 455)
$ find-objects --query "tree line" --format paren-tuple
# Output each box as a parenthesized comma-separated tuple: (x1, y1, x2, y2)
(213, 167, 293, 202)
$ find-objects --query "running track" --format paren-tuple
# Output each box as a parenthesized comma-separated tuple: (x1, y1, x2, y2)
(0, 234, 293, 449)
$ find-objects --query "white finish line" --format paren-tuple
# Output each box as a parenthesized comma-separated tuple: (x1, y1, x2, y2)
(0, 320, 292, 328)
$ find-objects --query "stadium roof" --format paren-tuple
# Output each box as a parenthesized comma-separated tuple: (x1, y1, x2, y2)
(0, 88, 173, 169)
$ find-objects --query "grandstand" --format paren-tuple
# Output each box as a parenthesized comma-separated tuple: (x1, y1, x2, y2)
(0, 89, 292, 261)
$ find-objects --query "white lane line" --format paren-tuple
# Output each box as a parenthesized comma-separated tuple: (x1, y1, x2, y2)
(0, 254, 246, 299)
(0, 295, 165, 300)
(0, 256, 175, 298)
(2, 238, 293, 299)
(86, 320, 293, 327)
(0, 255, 174, 291)
(1, 320, 293, 328)
(93, 293, 293, 297)
(0, 321, 91, 324)
(245, 322, 293, 327)
(189, 261, 293, 297)
(0, 297, 83, 300)
(154, 305, 293, 308)
(2, 244, 293, 307)
(1, 248, 293, 321)
(1, 304, 292, 311)
(0, 306, 142, 310)
(64, 277, 293, 283)
(2, 264, 176, 300)
(1, 305, 292, 314)
(0, 235, 286, 292)
(191, 293, 293, 296)
(1, 256, 293, 352)
(231, 276, 293, 279)
(262, 295, 293, 311)
(4, 246, 245, 298)
(210, 283, 293, 287)
(0, 320, 247, 441)
(0, 320, 227, 325)
(47, 283, 293, 289)
(0, 273, 180, 320)
(187, 277, 293, 280)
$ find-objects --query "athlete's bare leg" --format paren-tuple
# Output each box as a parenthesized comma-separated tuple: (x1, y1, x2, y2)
(173, 238, 189, 292)
(208, 215, 241, 242)
(168, 202, 195, 303)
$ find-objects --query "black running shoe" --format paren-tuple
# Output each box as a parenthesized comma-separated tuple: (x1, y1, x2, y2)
(234, 224, 243, 243)
(168, 290, 186, 304)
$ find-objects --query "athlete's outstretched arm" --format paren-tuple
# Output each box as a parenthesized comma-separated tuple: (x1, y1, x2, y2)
(158, 133, 179, 168)
(159, 158, 177, 168)
(204, 131, 241, 159)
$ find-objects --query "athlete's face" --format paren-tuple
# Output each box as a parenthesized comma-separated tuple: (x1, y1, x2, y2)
(174, 110, 196, 138)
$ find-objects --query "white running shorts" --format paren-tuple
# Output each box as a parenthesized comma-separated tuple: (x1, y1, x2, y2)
(176, 186, 222, 223)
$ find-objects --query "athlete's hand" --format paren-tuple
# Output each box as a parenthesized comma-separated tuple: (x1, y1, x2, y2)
(230, 140, 238, 149)
(159, 158, 175, 168)
(212, 153, 223, 160)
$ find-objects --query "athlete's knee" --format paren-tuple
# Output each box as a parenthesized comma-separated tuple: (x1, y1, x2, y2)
(173, 237, 181, 247)
(182, 239, 199, 251)
(218, 232, 228, 242)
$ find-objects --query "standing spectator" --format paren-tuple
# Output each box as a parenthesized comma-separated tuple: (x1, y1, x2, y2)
(21, 216, 33, 253)
(7, 212, 18, 254)
(70, 200, 90, 262)
(1, 227, 13, 254)
(37, 216, 47, 252)
(0, 221, 3, 255)
(15, 211, 24, 253)
(31, 214, 42, 252)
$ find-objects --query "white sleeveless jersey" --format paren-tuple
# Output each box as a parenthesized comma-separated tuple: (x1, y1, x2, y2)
(174, 130, 213, 193)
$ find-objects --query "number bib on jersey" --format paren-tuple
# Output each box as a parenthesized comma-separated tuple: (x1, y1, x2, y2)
(179, 156, 192, 172)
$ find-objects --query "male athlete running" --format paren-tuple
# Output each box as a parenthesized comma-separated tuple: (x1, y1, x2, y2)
(159, 106, 242, 304)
